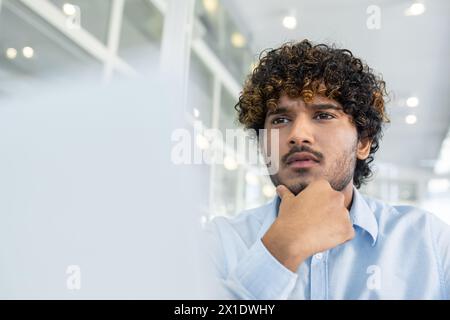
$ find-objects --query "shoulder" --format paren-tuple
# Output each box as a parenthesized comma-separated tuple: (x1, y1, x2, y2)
(362, 192, 450, 241)
(207, 200, 275, 247)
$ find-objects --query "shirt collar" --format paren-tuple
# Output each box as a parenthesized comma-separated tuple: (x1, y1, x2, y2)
(257, 185, 378, 246)
(349, 185, 378, 246)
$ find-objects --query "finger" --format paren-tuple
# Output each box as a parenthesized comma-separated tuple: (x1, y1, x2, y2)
(276, 185, 294, 200)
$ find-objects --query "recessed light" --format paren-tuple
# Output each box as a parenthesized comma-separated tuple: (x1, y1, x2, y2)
(405, 2, 426, 16)
(230, 32, 246, 48)
(63, 3, 77, 16)
(224, 156, 238, 171)
(202, 0, 218, 14)
(22, 46, 34, 59)
(282, 16, 297, 29)
(5, 48, 17, 59)
(406, 96, 419, 107)
(405, 114, 417, 124)
(262, 184, 276, 198)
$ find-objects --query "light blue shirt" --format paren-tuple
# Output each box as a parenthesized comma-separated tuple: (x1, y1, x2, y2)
(206, 186, 450, 299)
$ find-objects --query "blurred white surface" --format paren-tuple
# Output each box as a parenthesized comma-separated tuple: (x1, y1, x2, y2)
(0, 72, 214, 299)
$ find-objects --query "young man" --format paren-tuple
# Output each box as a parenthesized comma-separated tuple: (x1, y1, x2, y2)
(207, 39, 450, 299)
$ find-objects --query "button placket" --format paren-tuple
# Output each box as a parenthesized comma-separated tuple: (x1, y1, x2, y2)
(310, 251, 328, 299)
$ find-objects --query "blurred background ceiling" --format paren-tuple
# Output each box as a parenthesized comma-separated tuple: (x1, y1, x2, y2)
(0, 0, 449, 214)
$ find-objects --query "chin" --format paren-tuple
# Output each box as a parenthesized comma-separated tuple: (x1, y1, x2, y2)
(286, 182, 309, 195)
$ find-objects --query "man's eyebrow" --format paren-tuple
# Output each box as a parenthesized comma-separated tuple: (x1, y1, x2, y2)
(266, 104, 343, 117)
(266, 106, 291, 117)
(308, 103, 343, 111)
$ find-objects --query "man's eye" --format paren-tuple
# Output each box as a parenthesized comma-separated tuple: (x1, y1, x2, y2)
(314, 113, 335, 120)
(271, 117, 290, 125)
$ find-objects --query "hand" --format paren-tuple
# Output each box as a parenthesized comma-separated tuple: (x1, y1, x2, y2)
(261, 179, 355, 272)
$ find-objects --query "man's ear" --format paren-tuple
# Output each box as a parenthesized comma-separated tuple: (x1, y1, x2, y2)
(357, 137, 372, 160)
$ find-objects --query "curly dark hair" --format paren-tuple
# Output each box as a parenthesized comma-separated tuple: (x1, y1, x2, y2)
(235, 39, 390, 189)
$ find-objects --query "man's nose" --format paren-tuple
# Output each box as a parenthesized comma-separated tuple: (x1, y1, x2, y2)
(287, 116, 315, 146)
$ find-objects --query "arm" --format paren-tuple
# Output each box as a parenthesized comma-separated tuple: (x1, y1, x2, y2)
(204, 217, 297, 299)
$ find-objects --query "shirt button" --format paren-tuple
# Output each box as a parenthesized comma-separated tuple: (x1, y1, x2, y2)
(314, 253, 323, 260)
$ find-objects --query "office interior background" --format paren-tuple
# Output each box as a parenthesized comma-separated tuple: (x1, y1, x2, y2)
(1, 0, 450, 224)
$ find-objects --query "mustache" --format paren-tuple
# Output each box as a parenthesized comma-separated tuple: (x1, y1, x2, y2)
(282, 145, 323, 164)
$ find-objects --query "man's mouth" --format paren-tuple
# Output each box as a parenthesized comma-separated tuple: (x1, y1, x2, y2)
(286, 159, 319, 169)
(285, 152, 320, 169)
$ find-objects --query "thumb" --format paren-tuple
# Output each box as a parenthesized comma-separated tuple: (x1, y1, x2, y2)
(276, 184, 294, 200)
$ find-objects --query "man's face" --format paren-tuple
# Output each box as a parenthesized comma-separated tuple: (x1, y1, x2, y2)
(263, 94, 371, 195)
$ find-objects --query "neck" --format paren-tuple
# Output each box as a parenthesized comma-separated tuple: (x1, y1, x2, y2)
(341, 182, 355, 210)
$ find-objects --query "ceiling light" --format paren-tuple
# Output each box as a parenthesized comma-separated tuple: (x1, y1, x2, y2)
(262, 184, 276, 198)
(405, 2, 426, 16)
(230, 32, 246, 48)
(63, 3, 77, 16)
(5, 48, 17, 59)
(22, 46, 34, 59)
(223, 156, 238, 171)
(202, 0, 218, 14)
(282, 15, 297, 29)
(405, 114, 417, 124)
(406, 96, 419, 107)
